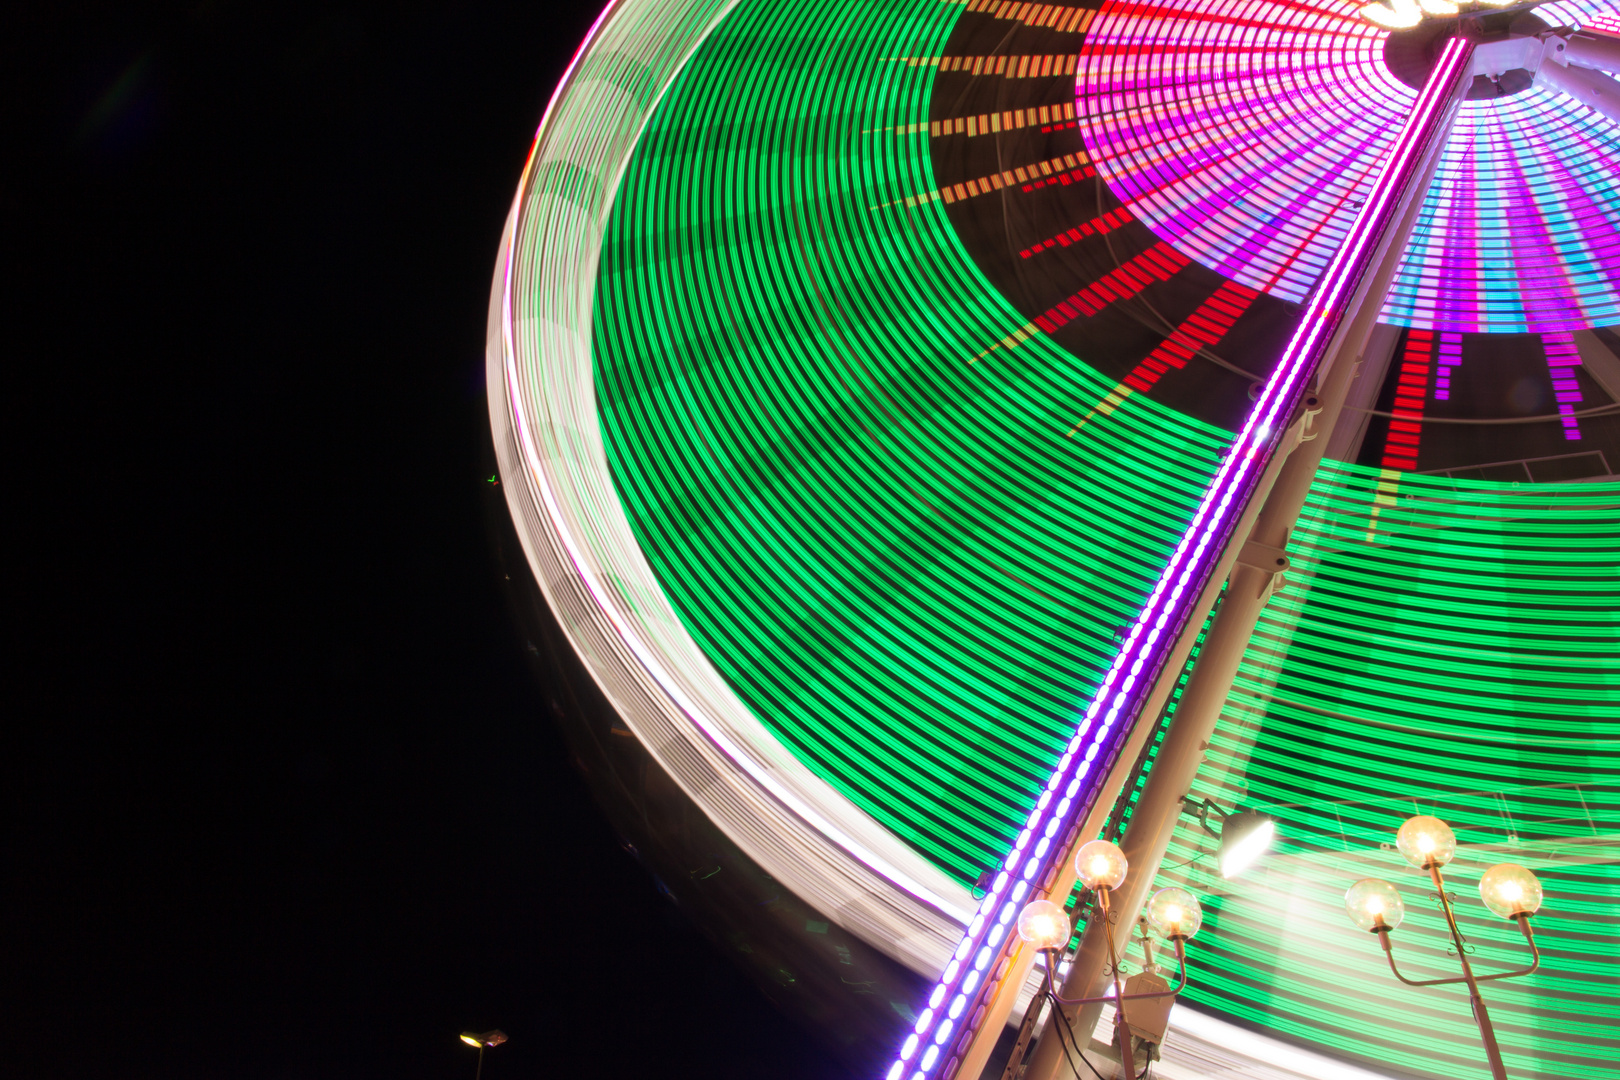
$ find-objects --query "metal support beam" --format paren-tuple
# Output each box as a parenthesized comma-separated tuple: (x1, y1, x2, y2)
(1536, 59, 1620, 124)
(1323, 321, 1404, 465)
(959, 440, 1302, 1079)
(981, 418, 1298, 1079)
(1562, 30, 1620, 74)
(957, 630, 1219, 1080)
(1572, 327, 1620, 402)
(1015, 43, 1473, 1080)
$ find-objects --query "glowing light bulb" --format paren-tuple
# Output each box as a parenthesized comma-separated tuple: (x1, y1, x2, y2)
(1396, 815, 1457, 869)
(1479, 863, 1543, 919)
(1145, 887, 1203, 940)
(1016, 899, 1072, 950)
(1073, 840, 1128, 890)
(1345, 878, 1405, 932)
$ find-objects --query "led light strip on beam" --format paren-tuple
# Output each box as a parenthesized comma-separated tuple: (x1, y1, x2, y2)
(883, 35, 1476, 1080)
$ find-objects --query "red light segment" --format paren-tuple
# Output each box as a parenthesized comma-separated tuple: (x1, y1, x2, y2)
(1119, 281, 1259, 392)
(1379, 330, 1435, 472)
(1018, 208, 1135, 258)
(1034, 242, 1190, 330)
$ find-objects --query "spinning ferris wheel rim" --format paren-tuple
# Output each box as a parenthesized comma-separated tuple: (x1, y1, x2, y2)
(492, 0, 1620, 1076)
(488, 0, 977, 968)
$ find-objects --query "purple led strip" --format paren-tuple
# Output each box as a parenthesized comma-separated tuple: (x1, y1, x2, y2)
(880, 35, 1474, 1080)
(1435, 331, 1463, 400)
(1543, 332, 1585, 439)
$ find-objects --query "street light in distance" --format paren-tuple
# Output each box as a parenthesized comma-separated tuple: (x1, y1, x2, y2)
(458, 1030, 507, 1080)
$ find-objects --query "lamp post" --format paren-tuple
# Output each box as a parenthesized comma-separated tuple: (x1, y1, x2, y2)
(1345, 816, 1543, 1080)
(1017, 840, 1206, 1079)
(459, 1030, 507, 1080)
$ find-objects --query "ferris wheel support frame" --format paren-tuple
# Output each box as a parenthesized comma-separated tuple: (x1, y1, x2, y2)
(1572, 328, 1620, 400)
(948, 556, 1245, 1080)
(1535, 58, 1620, 123)
(1018, 160, 1453, 1079)
(1561, 26, 1620, 72)
(957, 35, 1482, 1080)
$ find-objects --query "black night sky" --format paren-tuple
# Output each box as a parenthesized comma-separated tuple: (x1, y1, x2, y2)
(8, 4, 856, 1078)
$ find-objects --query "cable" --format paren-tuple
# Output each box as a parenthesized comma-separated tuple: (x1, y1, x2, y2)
(1044, 990, 1111, 1080)
(1346, 401, 1620, 424)
(1040, 960, 1115, 1080)
(1158, 848, 1208, 872)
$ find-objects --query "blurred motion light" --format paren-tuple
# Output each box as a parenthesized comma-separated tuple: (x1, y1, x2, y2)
(1145, 887, 1204, 940)
(1344, 878, 1406, 932)
(1479, 863, 1544, 919)
(1074, 839, 1128, 891)
(1217, 811, 1276, 879)
(1396, 815, 1457, 869)
(1017, 899, 1072, 950)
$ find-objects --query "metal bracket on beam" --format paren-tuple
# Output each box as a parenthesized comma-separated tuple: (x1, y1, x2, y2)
(1297, 394, 1325, 442)
(1234, 540, 1290, 601)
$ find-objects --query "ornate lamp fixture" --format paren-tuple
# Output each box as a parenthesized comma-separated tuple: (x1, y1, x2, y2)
(1018, 840, 1206, 1079)
(1345, 815, 1543, 1080)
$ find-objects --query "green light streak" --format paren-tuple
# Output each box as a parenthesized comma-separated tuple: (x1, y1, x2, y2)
(593, 0, 1229, 883)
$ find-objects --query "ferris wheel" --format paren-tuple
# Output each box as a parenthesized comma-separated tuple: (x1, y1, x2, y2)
(488, 1, 1620, 1078)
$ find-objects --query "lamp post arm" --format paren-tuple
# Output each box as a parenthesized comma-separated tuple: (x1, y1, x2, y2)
(1376, 925, 1473, 987)
(1376, 911, 1541, 988)
(1468, 915, 1542, 983)
(1428, 863, 1511, 1080)
(1050, 938, 1189, 1005)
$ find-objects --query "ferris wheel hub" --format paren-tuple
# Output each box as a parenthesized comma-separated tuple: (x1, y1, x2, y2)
(1383, 9, 1558, 97)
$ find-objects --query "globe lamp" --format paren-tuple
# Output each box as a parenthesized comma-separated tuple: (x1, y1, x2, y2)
(1479, 863, 1543, 919)
(1396, 815, 1457, 870)
(1074, 839, 1128, 891)
(1017, 899, 1072, 950)
(1344, 878, 1406, 932)
(1145, 887, 1204, 940)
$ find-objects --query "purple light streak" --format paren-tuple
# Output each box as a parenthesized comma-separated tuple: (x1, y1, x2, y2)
(1435, 331, 1463, 400)
(1543, 332, 1585, 439)
(881, 34, 1474, 1080)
